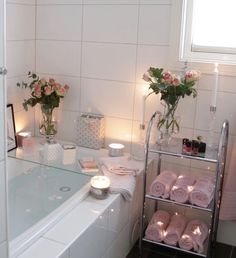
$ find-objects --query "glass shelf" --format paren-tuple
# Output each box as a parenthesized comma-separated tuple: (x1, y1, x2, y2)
(149, 138, 218, 163)
(145, 194, 213, 213)
(143, 238, 208, 257)
(8, 137, 107, 176)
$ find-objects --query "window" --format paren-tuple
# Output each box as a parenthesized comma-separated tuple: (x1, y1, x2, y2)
(180, 0, 236, 64)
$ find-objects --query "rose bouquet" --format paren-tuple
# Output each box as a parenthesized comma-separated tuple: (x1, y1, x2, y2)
(17, 72, 70, 142)
(143, 67, 200, 139)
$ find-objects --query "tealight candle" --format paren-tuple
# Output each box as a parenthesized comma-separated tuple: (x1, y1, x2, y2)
(17, 131, 31, 148)
(90, 176, 111, 199)
(108, 143, 125, 157)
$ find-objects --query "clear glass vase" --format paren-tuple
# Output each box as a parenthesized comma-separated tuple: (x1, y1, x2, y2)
(157, 100, 180, 145)
(39, 104, 57, 143)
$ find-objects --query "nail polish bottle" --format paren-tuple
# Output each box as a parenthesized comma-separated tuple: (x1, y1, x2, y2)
(182, 138, 189, 154)
(192, 140, 199, 155)
(186, 140, 192, 155)
(199, 142, 206, 153)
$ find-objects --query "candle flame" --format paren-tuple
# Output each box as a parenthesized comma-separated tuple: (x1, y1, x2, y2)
(187, 186, 194, 192)
(193, 226, 201, 235)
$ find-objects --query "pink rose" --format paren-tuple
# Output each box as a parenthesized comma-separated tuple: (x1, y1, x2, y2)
(53, 83, 61, 91)
(143, 73, 151, 82)
(56, 87, 66, 96)
(172, 76, 180, 86)
(64, 84, 70, 91)
(40, 78, 46, 85)
(49, 78, 55, 85)
(34, 84, 42, 97)
(45, 86, 52, 96)
(163, 71, 173, 84)
(185, 70, 201, 82)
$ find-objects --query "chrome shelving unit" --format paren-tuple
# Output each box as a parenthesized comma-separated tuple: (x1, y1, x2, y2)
(139, 111, 229, 258)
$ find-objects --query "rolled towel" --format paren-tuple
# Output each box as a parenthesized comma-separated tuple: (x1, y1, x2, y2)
(164, 213, 187, 246)
(149, 171, 178, 199)
(189, 177, 215, 208)
(179, 219, 209, 253)
(170, 174, 196, 203)
(145, 210, 171, 242)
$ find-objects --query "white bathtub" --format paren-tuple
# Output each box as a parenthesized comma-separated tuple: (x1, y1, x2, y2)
(8, 157, 91, 258)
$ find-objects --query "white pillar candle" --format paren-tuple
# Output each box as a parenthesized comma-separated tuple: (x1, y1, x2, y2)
(140, 84, 149, 126)
(211, 63, 219, 108)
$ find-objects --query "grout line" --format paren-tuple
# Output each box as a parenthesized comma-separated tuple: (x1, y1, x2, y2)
(130, 0, 141, 155)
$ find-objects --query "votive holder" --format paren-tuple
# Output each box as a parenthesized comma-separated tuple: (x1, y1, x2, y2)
(90, 176, 110, 199)
(108, 143, 124, 157)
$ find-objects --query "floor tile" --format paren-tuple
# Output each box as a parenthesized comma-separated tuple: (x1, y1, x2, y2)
(212, 242, 233, 258)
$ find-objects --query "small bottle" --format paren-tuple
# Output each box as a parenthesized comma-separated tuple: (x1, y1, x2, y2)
(192, 140, 199, 155)
(182, 138, 189, 154)
(186, 140, 192, 155)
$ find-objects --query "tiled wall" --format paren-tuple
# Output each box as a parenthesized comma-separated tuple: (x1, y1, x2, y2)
(6, 0, 35, 134)
(5, 0, 236, 248)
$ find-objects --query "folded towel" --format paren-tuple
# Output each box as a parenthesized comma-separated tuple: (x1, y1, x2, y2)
(164, 214, 187, 246)
(145, 210, 171, 242)
(179, 219, 209, 253)
(100, 156, 142, 176)
(189, 177, 215, 208)
(149, 171, 178, 199)
(170, 175, 196, 203)
(101, 165, 136, 201)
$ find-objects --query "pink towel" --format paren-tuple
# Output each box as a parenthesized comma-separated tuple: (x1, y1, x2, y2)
(145, 210, 171, 242)
(149, 171, 178, 199)
(189, 177, 215, 208)
(178, 219, 209, 253)
(170, 175, 196, 203)
(164, 214, 187, 246)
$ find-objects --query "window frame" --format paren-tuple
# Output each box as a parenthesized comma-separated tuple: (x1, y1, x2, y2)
(167, 0, 236, 76)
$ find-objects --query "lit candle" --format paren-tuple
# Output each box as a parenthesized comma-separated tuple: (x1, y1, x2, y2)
(108, 143, 125, 157)
(211, 63, 219, 108)
(90, 176, 111, 199)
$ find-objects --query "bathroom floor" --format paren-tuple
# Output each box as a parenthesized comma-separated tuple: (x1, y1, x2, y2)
(126, 241, 236, 258)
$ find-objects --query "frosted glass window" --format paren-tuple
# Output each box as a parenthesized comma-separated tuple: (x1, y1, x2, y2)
(180, 0, 236, 63)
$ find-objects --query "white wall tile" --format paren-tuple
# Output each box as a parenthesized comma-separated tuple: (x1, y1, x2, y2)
(6, 40, 35, 78)
(14, 109, 35, 134)
(7, 76, 28, 112)
(37, 0, 82, 4)
(7, 0, 35, 4)
(140, 0, 172, 4)
(81, 78, 135, 119)
(104, 116, 133, 150)
(0, 162, 7, 243)
(138, 5, 171, 45)
(84, 0, 138, 4)
(7, 3, 35, 40)
(216, 92, 236, 135)
(56, 110, 78, 142)
(37, 5, 82, 41)
(0, 241, 8, 258)
(82, 42, 136, 82)
(136, 45, 168, 84)
(36, 40, 81, 76)
(37, 74, 81, 112)
(83, 5, 139, 44)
